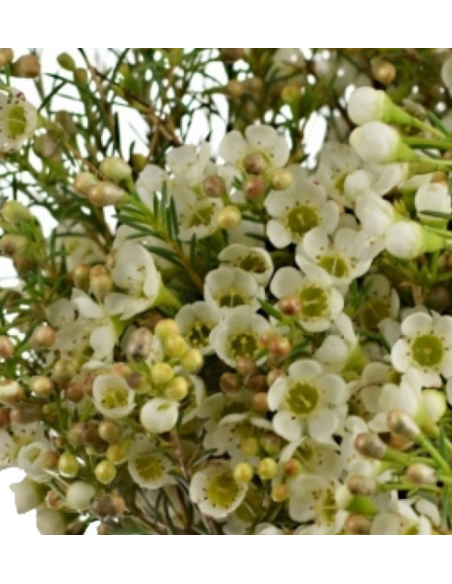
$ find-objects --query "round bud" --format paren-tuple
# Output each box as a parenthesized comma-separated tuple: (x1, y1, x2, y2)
(252, 392, 270, 414)
(58, 452, 79, 478)
(0, 380, 25, 405)
(89, 265, 113, 301)
(165, 376, 190, 401)
(257, 458, 278, 481)
(97, 524, 110, 535)
(106, 444, 126, 465)
(279, 294, 302, 316)
(346, 475, 377, 496)
(1, 201, 33, 223)
(74, 172, 98, 198)
(268, 337, 291, 357)
(52, 359, 78, 388)
(66, 481, 96, 511)
(100, 157, 132, 183)
(1, 234, 28, 256)
(151, 363, 174, 386)
(243, 176, 267, 200)
(127, 372, 149, 394)
(164, 334, 187, 358)
(240, 437, 260, 457)
(0, 48, 14, 68)
(346, 514, 372, 535)
(180, 349, 204, 374)
(89, 182, 125, 207)
(126, 327, 153, 361)
(57, 52, 76, 72)
(202, 175, 226, 198)
(267, 369, 286, 387)
(260, 433, 282, 456)
(221, 48, 245, 62)
(67, 422, 90, 446)
(155, 319, 180, 339)
(40, 450, 60, 471)
(0, 336, 14, 359)
(246, 375, 268, 393)
(33, 325, 56, 348)
(92, 494, 126, 518)
(74, 68, 88, 85)
(387, 410, 421, 441)
(72, 264, 91, 289)
(65, 382, 85, 403)
(272, 484, 289, 503)
(425, 285, 451, 314)
(12, 54, 40, 78)
(217, 205, 242, 229)
(30, 376, 54, 398)
(98, 421, 122, 445)
(284, 458, 303, 478)
(355, 432, 387, 460)
(236, 357, 257, 377)
(244, 152, 268, 176)
(233, 462, 254, 484)
(226, 80, 245, 99)
(131, 154, 147, 173)
(270, 169, 294, 191)
(220, 372, 241, 394)
(407, 463, 437, 485)
(372, 60, 396, 85)
(281, 82, 302, 105)
(95, 460, 117, 485)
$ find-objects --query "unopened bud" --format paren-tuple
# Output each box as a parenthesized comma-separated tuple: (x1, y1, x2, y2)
(74, 68, 88, 85)
(244, 152, 268, 176)
(40, 450, 60, 471)
(240, 437, 260, 457)
(202, 175, 226, 198)
(1, 234, 28, 256)
(151, 363, 174, 386)
(0, 336, 14, 359)
(67, 422, 90, 446)
(52, 358, 78, 388)
(279, 294, 302, 316)
(33, 324, 56, 348)
(372, 60, 397, 85)
(257, 458, 278, 480)
(180, 348, 204, 373)
(268, 336, 291, 357)
(243, 176, 267, 200)
(1, 201, 33, 223)
(226, 80, 245, 99)
(252, 392, 270, 414)
(281, 82, 302, 105)
(155, 319, 179, 339)
(387, 410, 421, 441)
(131, 153, 147, 173)
(72, 263, 91, 289)
(74, 172, 98, 198)
(220, 372, 241, 394)
(165, 376, 189, 401)
(65, 382, 85, 403)
(233, 462, 254, 484)
(163, 334, 187, 358)
(246, 374, 268, 393)
(217, 205, 242, 229)
(346, 514, 372, 535)
(12, 54, 40, 78)
(355, 432, 387, 460)
(92, 494, 126, 518)
(270, 169, 294, 191)
(407, 463, 437, 485)
(106, 444, 126, 464)
(272, 484, 289, 503)
(100, 157, 132, 183)
(9, 404, 41, 425)
(0, 380, 25, 405)
(347, 475, 377, 496)
(89, 182, 125, 207)
(34, 132, 60, 159)
(58, 452, 79, 478)
(66, 481, 96, 511)
(57, 52, 76, 72)
(95, 460, 117, 484)
(284, 458, 303, 478)
(126, 327, 153, 361)
(267, 369, 286, 387)
(55, 111, 77, 136)
(90, 265, 113, 300)
(236, 357, 257, 377)
(98, 421, 122, 445)
(0, 48, 14, 68)
(260, 433, 282, 456)
(221, 48, 245, 62)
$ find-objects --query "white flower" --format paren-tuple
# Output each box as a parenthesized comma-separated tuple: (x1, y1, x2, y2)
(56, 223, 106, 272)
(265, 168, 339, 248)
(355, 192, 396, 239)
(0, 87, 37, 153)
(210, 306, 270, 368)
(10, 478, 42, 514)
(392, 312, 452, 386)
(140, 398, 179, 434)
(190, 461, 248, 519)
(220, 125, 290, 172)
(268, 359, 348, 444)
(92, 374, 136, 419)
(136, 164, 167, 209)
(256, 524, 285, 535)
(0, 422, 44, 470)
(205, 267, 265, 315)
(36, 509, 66, 535)
(358, 274, 400, 331)
(106, 241, 162, 320)
(371, 500, 436, 535)
(172, 187, 223, 241)
(270, 267, 344, 333)
(17, 441, 51, 483)
(314, 143, 360, 202)
(350, 122, 413, 164)
(296, 227, 374, 286)
(128, 435, 174, 490)
(114, 224, 174, 274)
(415, 183, 452, 223)
(315, 313, 360, 373)
(348, 87, 388, 125)
(176, 301, 220, 355)
(219, 244, 274, 286)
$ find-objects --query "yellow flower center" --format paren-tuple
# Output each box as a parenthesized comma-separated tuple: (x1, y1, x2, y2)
(412, 335, 444, 368)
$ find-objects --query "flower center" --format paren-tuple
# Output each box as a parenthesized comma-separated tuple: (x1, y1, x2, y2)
(404, 524, 420, 535)
(207, 471, 239, 509)
(237, 254, 267, 275)
(217, 288, 248, 309)
(318, 490, 337, 525)
(411, 335, 444, 368)
(188, 203, 215, 228)
(229, 332, 258, 360)
(7, 105, 27, 137)
(318, 255, 349, 279)
(287, 205, 319, 239)
(287, 383, 319, 416)
(300, 285, 329, 318)
(360, 299, 390, 331)
(134, 454, 164, 482)
(186, 320, 213, 349)
(101, 386, 129, 410)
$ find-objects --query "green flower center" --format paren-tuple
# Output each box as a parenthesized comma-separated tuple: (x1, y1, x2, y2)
(217, 288, 248, 309)
(7, 105, 27, 137)
(207, 471, 239, 509)
(318, 490, 337, 525)
(319, 255, 349, 279)
(134, 454, 164, 482)
(404, 524, 420, 535)
(186, 320, 213, 349)
(229, 332, 258, 360)
(300, 285, 329, 318)
(412, 335, 444, 368)
(237, 254, 267, 275)
(287, 383, 319, 416)
(101, 386, 129, 410)
(188, 203, 215, 228)
(360, 299, 390, 331)
(287, 205, 319, 238)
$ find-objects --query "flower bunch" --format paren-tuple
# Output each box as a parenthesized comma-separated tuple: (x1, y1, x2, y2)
(3, 48, 452, 535)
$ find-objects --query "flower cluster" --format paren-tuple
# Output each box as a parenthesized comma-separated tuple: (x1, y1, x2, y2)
(3, 48, 452, 535)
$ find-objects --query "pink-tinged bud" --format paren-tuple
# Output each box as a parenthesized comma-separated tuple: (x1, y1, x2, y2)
(355, 432, 387, 460)
(346, 514, 372, 535)
(252, 392, 270, 414)
(243, 176, 267, 200)
(52, 359, 78, 389)
(407, 463, 437, 485)
(74, 173, 98, 198)
(9, 404, 41, 425)
(89, 182, 125, 207)
(92, 494, 126, 518)
(0, 336, 14, 359)
(33, 325, 56, 348)
(89, 265, 113, 301)
(268, 336, 291, 357)
(387, 410, 421, 441)
(244, 152, 268, 175)
(12, 54, 40, 78)
(220, 372, 241, 394)
(279, 294, 302, 316)
(202, 175, 226, 198)
(347, 475, 377, 496)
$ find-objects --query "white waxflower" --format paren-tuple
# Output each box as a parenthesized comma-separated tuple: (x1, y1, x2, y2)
(315, 313, 360, 373)
(220, 125, 290, 172)
(219, 244, 274, 286)
(205, 267, 265, 315)
(355, 192, 397, 240)
(270, 267, 344, 333)
(10, 478, 43, 514)
(350, 122, 415, 164)
(136, 164, 167, 209)
(371, 500, 437, 535)
(166, 142, 212, 190)
(392, 312, 452, 386)
(353, 362, 394, 416)
(385, 221, 443, 261)
(268, 359, 348, 444)
(92, 374, 136, 419)
(190, 461, 248, 519)
(36, 509, 66, 535)
(265, 167, 339, 248)
(358, 275, 400, 332)
(140, 398, 179, 434)
(314, 143, 360, 203)
(128, 435, 174, 489)
(0, 431, 15, 469)
(56, 224, 106, 272)
(0, 422, 44, 470)
(0, 87, 37, 152)
(281, 438, 342, 480)
(415, 183, 452, 223)
(176, 301, 220, 355)
(66, 481, 96, 511)
(17, 442, 52, 483)
(210, 306, 270, 368)
(114, 224, 174, 274)
(172, 187, 223, 241)
(296, 227, 374, 286)
(106, 241, 162, 320)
